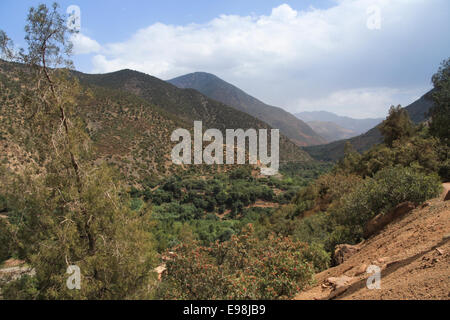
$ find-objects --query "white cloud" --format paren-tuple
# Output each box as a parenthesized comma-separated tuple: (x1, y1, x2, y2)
(71, 33, 101, 54)
(83, 0, 449, 118)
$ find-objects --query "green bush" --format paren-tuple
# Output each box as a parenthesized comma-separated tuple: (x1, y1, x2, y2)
(331, 165, 442, 244)
(293, 211, 332, 246)
(1, 275, 39, 300)
(157, 225, 318, 300)
(0, 219, 12, 263)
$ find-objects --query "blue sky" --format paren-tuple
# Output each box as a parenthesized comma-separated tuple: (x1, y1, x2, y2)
(1, 0, 449, 118)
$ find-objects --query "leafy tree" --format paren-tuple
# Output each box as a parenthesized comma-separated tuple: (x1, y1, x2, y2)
(379, 105, 414, 147)
(0, 3, 156, 299)
(157, 225, 320, 300)
(327, 166, 441, 247)
(429, 58, 450, 146)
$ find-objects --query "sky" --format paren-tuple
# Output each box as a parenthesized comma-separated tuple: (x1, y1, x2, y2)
(1, 0, 449, 118)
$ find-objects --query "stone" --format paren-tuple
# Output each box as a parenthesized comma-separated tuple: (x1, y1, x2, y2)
(326, 275, 354, 289)
(353, 263, 368, 276)
(377, 256, 390, 264)
(333, 244, 359, 265)
(441, 183, 450, 201)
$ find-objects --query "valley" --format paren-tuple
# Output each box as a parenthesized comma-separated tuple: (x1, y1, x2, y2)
(0, 2, 449, 302)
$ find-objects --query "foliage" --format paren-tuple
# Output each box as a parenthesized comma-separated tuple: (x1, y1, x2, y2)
(157, 225, 321, 300)
(336, 127, 447, 179)
(1, 275, 39, 300)
(429, 58, 450, 146)
(290, 166, 441, 255)
(330, 166, 440, 248)
(379, 105, 414, 147)
(0, 219, 12, 263)
(0, 3, 157, 299)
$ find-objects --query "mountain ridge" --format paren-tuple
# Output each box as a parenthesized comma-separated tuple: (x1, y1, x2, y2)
(295, 111, 383, 135)
(303, 91, 435, 161)
(306, 121, 358, 142)
(73, 68, 311, 163)
(168, 72, 326, 146)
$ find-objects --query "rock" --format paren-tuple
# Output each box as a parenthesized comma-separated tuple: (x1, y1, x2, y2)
(325, 275, 356, 299)
(436, 248, 444, 255)
(441, 183, 450, 201)
(364, 202, 416, 238)
(333, 244, 359, 265)
(377, 256, 390, 264)
(154, 264, 167, 281)
(326, 275, 355, 290)
(353, 263, 368, 276)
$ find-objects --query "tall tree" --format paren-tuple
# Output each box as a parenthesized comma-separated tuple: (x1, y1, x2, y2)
(379, 105, 414, 147)
(429, 58, 450, 146)
(0, 3, 157, 299)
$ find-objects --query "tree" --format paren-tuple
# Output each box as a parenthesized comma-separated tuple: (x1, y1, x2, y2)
(0, 3, 156, 299)
(429, 58, 450, 146)
(379, 105, 414, 147)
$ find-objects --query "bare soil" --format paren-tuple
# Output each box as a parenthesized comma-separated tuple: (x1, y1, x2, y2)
(295, 191, 450, 300)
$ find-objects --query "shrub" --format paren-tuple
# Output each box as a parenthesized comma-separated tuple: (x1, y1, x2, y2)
(157, 225, 317, 300)
(330, 166, 442, 244)
(0, 219, 12, 263)
(1, 275, 39, 300)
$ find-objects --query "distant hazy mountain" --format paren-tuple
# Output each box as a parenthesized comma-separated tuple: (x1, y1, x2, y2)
(306, 121, 358, 142)
(295, 111, 383, 135)
(168, 72, 326, 146)
(303, 91, 435, 161)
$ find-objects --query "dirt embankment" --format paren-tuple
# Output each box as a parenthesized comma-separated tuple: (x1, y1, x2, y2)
(295, 184, 450, 300)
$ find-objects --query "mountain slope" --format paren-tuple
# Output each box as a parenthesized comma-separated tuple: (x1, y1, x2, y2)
(295, 111, 383, 135)
(74, 69, 311, 162)
(1, 61, 312, 184)
(306, 121, 358, 142)
(168, 72, 326, 146)
(295, 189, 450, 300)
(303, 92, 435, 161)
(0, 60, 187, 184)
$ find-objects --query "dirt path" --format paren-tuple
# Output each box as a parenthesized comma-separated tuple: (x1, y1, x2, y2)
(295, 193, 450, 300)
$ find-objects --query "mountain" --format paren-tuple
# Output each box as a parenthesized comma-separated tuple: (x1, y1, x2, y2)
(0, 60, 311, 184)
(74, 68, 311, 163)
(303, 92, 435, 161)
(0, 60, 187, 185)
(295, 111, 383, 135)
(306, 121, 358, 142)
(168, 72, 326, 146)
(0, 60, 312, 186)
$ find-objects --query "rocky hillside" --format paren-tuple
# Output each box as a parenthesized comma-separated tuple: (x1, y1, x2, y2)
(0, 60, 312, 186)
(295, 184, 450, 300)
(168, 72, 326, 146)
(73, 68, 311, 163)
